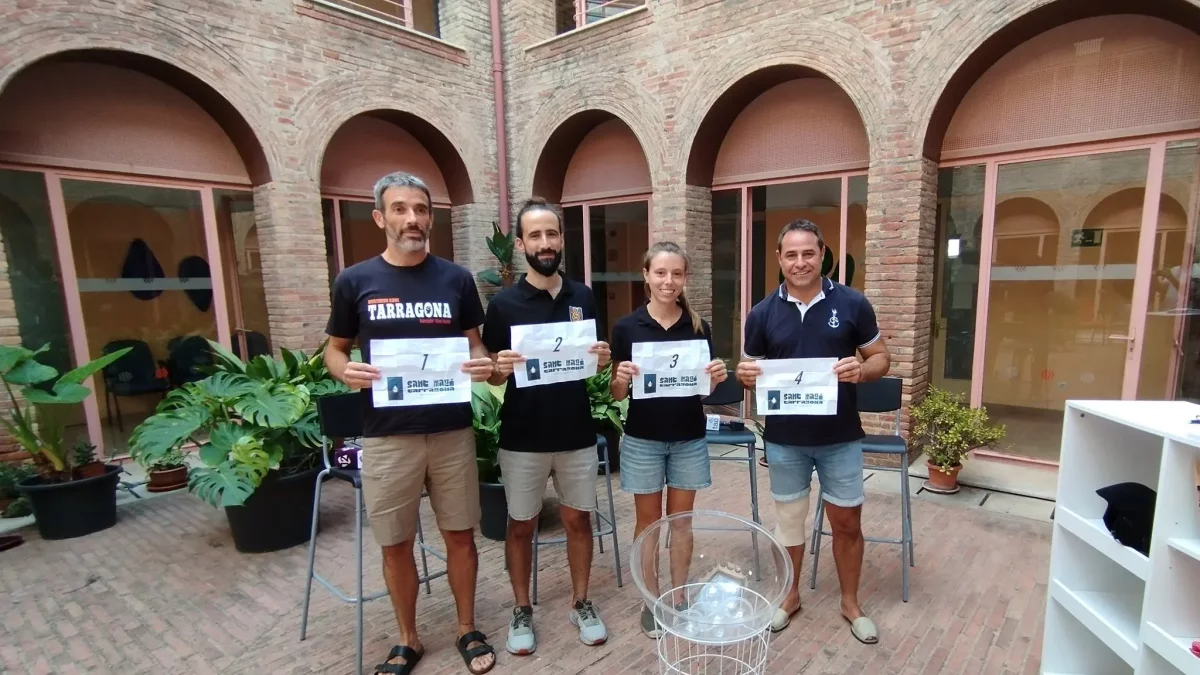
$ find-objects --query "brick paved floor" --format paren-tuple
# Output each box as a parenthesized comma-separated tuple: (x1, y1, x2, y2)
(0, 459, 1051, 675)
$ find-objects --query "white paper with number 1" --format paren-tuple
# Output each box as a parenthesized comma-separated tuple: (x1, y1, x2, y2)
(755, 357, 839, 416)
(369, 337, 471, 408)
(511, 319, 598, 388)
(631, 339, 711, 399)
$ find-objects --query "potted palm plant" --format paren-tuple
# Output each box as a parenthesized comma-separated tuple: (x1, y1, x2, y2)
(129, 340, 348, 552)
(586, 363, 627, 474)
(909, 386, 1005, 493)
(472, 382, 507, 541)
(1, 342, 133, 539)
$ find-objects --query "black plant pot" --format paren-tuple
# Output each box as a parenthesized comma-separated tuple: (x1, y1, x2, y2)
(479, 481, 508, 542)
(597, 427, 622, 475)
(18, 465, 121, 540)
(224, 467, 321, 553)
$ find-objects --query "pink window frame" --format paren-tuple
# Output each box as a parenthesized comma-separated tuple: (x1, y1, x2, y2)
(0, 162, 244, 457)
(324, 194, 453, 275)
(561, 194, 653, 288)
(939, 132, 1200, 465)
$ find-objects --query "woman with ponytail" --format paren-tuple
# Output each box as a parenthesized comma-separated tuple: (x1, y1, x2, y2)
(610, 241, 728, 638)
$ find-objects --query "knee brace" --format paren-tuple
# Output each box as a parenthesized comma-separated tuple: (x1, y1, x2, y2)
(772, 497, 811, 547)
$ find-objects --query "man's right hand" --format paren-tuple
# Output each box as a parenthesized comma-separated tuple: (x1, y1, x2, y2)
(735, 360, 762, 389)
(342, 361, 382, 390)
(496, 350, 525, 378)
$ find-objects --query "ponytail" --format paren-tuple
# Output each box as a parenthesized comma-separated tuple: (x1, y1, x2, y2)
(642, 241, 705, 335)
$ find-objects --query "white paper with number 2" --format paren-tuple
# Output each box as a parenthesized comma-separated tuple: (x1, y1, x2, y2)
(755, 357, 839, 415)
(631, 339, 711, 399)
(511, 319, 598, 388)
(369, 337, 471, 408)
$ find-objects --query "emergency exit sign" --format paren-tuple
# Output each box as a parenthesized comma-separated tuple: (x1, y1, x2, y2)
(1070, 228, 1103, 247)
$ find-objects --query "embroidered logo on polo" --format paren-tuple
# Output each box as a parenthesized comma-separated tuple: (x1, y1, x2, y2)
(569, 306, 584, 322)
(366, 297, 454, 326)
(828, 309, 840, 329)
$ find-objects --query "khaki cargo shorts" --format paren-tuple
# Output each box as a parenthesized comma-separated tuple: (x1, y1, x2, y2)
(359, 427, 480, 546)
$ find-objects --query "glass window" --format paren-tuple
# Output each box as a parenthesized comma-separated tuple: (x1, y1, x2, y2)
(322, 198, 338, 284)
(749, 178, 842, 302)
(430, 207, 453, 261)
(556, 0, 644, 33)
(1160, 140, 1200, 403)
(710, 189, 741, 360)
(845, 175, 867, 292)
(215, 190, 271, 360)
(589, 201, 648, 341)
(562, 205, 585, 283)
(932, 165, 986, 397)
(340, 199, 380, 269)
(321, 0, 440, 37)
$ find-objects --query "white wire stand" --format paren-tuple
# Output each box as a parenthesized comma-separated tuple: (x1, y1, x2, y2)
(631, 510, 793, 675)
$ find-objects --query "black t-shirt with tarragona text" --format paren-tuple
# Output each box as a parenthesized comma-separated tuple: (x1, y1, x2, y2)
(326, 254, 486, 438)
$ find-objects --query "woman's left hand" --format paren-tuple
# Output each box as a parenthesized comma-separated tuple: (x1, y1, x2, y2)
(706, 359, 728, 383)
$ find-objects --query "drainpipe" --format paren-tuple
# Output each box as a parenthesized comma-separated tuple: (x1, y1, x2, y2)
(488, 0, 511, 234)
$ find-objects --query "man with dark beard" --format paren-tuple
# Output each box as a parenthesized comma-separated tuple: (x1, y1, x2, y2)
(482, 197, 612, 656)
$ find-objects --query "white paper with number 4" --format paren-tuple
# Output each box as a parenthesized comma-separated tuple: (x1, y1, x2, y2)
(511, 319, 598, 388)
(755, 357, 839, 415)
(630, 339, 711, 399)
(369, 337, 471, 408)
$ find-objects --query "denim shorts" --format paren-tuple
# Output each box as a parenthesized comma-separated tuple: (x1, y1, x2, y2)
(764, 440, 865, 508)
(619, 435, 711, 494)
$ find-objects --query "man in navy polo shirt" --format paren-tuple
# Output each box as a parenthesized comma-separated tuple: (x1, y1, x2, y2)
(736, 219, 890, 645)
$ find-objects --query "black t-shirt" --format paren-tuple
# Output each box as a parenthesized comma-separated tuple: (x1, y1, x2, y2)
(326, 254, 486, 437)
(481, 275, 601, 453)
(611, 305, 713, 443)
(743, 278, 881, 447)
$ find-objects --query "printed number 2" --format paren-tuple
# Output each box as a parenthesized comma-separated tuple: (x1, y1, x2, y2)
(421, 354, 429, 370)
(794, 371, 804, 384)
(670, 354, 679, 368)
(553, 337, 563, 352)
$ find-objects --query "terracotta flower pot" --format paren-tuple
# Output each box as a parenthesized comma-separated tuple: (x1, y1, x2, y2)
(925, 460, 962, 494)
(75, 462, 107, 480)
(147, 465, 189, 493)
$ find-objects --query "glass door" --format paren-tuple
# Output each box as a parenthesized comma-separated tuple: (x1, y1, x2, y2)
(215, 189, 271, 361)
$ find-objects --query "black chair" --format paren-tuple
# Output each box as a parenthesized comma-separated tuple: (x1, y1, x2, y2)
(165, 335, 213, 387)
(808, 376, 915, 602)
(101, 339, 169, 432)
(702, 376, 762, 526)
(232, 330, 270, 360)
(299, 392, 444, 675)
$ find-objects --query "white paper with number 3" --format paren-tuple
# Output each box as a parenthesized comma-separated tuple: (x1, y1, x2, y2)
(755, 357, 839, 415)
(630, 339, 711, 399)
(369, 337, 471, 408)
(511, 319, 598, 388)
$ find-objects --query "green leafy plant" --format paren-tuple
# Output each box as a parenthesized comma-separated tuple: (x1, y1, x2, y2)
(129, 339, 349, 508)
(909, 386, 1005, 473)
(72, 440, 98, 467)
(3, 496, 30, 518)
(471, 383, 502, 484)
(146, 447, 186, 471)
(477, 220, 515, 288)
(0, 343, 131, 481)
(586, 363, 628, 433)
(0, 462, 36, 500)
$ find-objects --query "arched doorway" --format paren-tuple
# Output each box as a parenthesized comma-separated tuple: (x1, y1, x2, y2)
(686, 67, 870, 362)
(532, 113, 652, 339)
(319, 111, 471, 279)
(926, 10, 1200, 463)
(0, 53, 272, 455)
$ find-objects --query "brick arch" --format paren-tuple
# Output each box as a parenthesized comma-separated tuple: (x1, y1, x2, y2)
(912, 0, 1200, 160)
(676, 20, 889, 187)
(529, 113, 651, 204)
(514, 77, 666, 203)
(295, 84, 481, 205)
(0, 36, 278, 185)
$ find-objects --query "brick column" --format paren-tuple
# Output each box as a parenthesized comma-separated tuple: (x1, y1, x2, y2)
(0, 225, 22, 459)
(253, 177, 331, 352)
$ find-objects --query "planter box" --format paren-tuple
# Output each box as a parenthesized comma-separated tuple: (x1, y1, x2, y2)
(17, 465, 121, 540)
(479, 481, 508, 542)
(224, 467, 321, 553)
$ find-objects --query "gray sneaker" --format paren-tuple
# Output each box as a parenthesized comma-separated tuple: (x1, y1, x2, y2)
(506, 605, 535, 655)
(569, 599, 608, 646)
(640, 605, 663, 639)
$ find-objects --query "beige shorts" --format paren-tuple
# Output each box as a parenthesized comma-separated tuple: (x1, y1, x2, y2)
(359, 427, 480, 546)
(498, 446, 598, 521)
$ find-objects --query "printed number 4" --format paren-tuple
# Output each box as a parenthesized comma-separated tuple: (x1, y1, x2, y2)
(670, 354, 679, 368)
(553, 337, 563, 352)
(794, 371, 804, 384)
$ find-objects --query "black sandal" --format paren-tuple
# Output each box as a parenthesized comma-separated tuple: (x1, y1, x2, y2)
(373, 645, 424, 675)
(456, 630, 496, 674)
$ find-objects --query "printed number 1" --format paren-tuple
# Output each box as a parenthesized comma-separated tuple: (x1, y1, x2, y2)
(794, 371, 804, 384)
(670, 354, 679, 368)
(421, 354, 429, 370)
(553, 337, 563, 352)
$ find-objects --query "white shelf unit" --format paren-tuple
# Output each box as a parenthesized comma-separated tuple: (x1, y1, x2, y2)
(1043, 401, 1200, 675)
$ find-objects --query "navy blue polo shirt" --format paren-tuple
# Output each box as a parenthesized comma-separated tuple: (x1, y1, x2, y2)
(481, 274, 602, 453)
(611, 304, 713, 443)
(743, 278, 880, 447)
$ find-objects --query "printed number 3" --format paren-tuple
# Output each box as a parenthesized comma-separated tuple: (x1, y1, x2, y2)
(670, 354, 679, 368)
(553, 337, 563, 352)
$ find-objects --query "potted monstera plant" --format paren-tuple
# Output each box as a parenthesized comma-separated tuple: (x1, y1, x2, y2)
(587, 363, 627, 473)
(909, 386, 1005, 493)
(472, 382, 507, 541)
(0, 343, 132, 539)
(129, 340, 348, 552)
